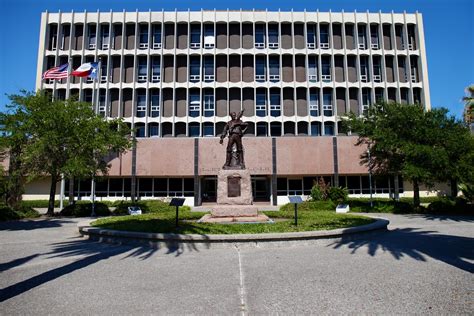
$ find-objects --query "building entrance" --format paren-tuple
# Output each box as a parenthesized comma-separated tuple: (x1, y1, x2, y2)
(201, 177, 217, 202)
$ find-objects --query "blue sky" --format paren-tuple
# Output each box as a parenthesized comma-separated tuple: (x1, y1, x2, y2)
(0, 0, 473, 117)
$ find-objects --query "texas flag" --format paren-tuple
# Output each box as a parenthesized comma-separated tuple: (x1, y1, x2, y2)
(71, 62, 99, 79)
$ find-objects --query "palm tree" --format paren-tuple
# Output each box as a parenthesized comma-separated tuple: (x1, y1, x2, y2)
(463, 85, 474, 131)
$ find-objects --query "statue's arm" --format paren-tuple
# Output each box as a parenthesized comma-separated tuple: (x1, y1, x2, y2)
(220, 123, 229, 143)
(237, 109, 245, 120)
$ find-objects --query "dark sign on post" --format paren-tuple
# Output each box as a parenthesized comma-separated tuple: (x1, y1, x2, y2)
(169, 198, 186, 228)
(288, 196, 303, 226)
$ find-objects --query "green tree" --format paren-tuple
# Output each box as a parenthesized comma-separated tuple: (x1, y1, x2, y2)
(463, 84, 473, 127)
(2, 91, 131, 215)
(344, 103, 451, 207)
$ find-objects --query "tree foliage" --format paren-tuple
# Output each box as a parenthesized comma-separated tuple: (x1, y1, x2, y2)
(1, 90, 132, 215)
(344, 102, 473, 207)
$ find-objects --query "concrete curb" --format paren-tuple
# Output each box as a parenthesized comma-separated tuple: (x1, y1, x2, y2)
(78, 216, 389, 246)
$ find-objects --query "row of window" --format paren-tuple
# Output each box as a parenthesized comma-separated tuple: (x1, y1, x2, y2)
(45, 54, 420, 85)
(129, 121, 337, 138)
(52, 86, 423, 119)
(46, 21, 418, 52)
(63, 175, 404, 199)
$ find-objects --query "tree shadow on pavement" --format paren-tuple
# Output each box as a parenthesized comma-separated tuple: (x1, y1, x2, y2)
(330, 228, 474, 273)
(403, 214, 474, 223)
(0, 219, 77, 231)
(0, 231, 210, 302)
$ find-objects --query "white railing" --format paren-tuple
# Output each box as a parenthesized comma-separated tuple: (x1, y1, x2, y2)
(371, 43, 379, 49)
(102, 43, 109, 50)
(139, 43, 149, 49)
(255, 74, 266, 81)
(86, 77, 94, 83)
(269, 75, 280, 81)
(189, 75, 200, 81)
(408, 43, 414, 50)
(373, 74, 381, 82)
(255, 42, 265, 49)
(204, 43, 215, 49)
(151, 75, 161, 82)
(204, 74, 215, 82)
(153, 42, 162, 49)
(137, 75, 147, 82)
(360, 74, 368, 82)
(89, 43, 96, 50)
(190, 42, 201, 49)
(100, 75, 108, 83)
(307, 42, 316, 49)
(308, 74, 318, 81)
(268, 42, 279, 49)
(320, 42, 330, 49)
(358, 43, 366, 49)
(321, 74, 331, 82)
(51, 37, 57, 51)
(411, 74, 417, 82)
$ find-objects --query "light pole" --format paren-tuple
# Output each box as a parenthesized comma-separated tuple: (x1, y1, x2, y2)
(367, 148, 373, 208)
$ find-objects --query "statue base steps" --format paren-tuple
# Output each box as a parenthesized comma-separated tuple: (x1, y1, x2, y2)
(197, 214, 272, 224)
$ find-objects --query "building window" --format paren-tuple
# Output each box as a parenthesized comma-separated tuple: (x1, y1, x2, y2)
(309, 91, 319, 116)
(323, 91, 333, 116)
(203, 123, 214, 137)
(311, 122, 321, 136)
(256, 122, 267, 136)
(320, 24, 329, 48)
(268, 24, 279, 48)
(203, 56, 214, 82)
(150, 91, 159, 117)
(203, 91, 214, 117)
(306, 24, 316, 48)
(136, 91, 146, 117)
(190, 24, 201, 48)
(152, 24, 162, 48)
(362, 88, 371, 113)
(269, 56, 280, 82)
(151, 57, 160, 82)
(373, 58, 382, 82)
(256, 56, 266, 81)
(288, 179, 303, 195)
(256, 91, 266, 117)
(190, 57, 200, 82)
(324, 123, 334, 136)
(270, 90, 281, 117)
(98, 90, 106, 116)
(204, 24, 215, 49)
(88, 24, 96, 49)
(358, 25, 367, 49)
(136, 124, 146, 137)
(270, 122, 281, 137)
(189, 91, 200, 117)
(139, 24, 149, 48)
(370, 25, 379, 49)
(188, 123, 200, 137)
(360, 57, 369, 82)
(100, 25, 109, 49)
(375, 89, 384, 104)
(308, 56, 318, 81)
(149, 123, 159, 137)
(255, 24, 265, 48)
(137, 58, 147, 82)
(321, 57, 331, 82)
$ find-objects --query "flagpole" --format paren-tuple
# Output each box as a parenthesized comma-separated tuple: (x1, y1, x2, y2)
(59, 59, 72, 211)
(91, 58, 102, 217)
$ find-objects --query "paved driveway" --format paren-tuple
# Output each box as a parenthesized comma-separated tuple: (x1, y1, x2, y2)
(0, 214, 472, 315)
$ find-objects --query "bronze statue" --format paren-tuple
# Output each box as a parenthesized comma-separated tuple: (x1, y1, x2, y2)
(220, 110, 248, 169)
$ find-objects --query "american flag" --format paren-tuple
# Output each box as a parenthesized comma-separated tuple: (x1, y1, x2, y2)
(42, 63, 69, 80)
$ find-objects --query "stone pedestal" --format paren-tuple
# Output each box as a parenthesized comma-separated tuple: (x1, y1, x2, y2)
(216, 169, 253, 205)
(198, 169, 271, 223)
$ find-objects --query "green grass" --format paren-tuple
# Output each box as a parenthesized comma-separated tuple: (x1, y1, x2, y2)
(91, 207, 374, 235)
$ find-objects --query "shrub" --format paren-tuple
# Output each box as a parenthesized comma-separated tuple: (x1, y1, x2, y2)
(112, 199, 191, 215)
(327, 186, 349, 204)
(279, 200, 336, 213)
(310, 185, 324, 201)
(427, 198, 473, 215)
(60, 201, 110, 217)
(459, 183, 474, 203)
(0, 205, 41, 221)
(21, 200, 61, 208)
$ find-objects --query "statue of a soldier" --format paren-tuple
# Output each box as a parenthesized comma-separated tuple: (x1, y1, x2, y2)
(219, 110, 248, 169)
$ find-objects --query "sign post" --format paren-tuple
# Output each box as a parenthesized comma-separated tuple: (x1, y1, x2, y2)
(288, 196, 303, 226)
(169, 198, 186, 228)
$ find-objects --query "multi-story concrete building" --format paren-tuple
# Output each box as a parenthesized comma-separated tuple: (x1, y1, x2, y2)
(33, 9, 436, 205)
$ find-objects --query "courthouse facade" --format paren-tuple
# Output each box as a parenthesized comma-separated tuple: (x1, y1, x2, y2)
(33, 10, 434, 205)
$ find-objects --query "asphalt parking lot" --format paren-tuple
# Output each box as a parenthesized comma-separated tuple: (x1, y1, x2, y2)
(0, 213, 472, 315)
